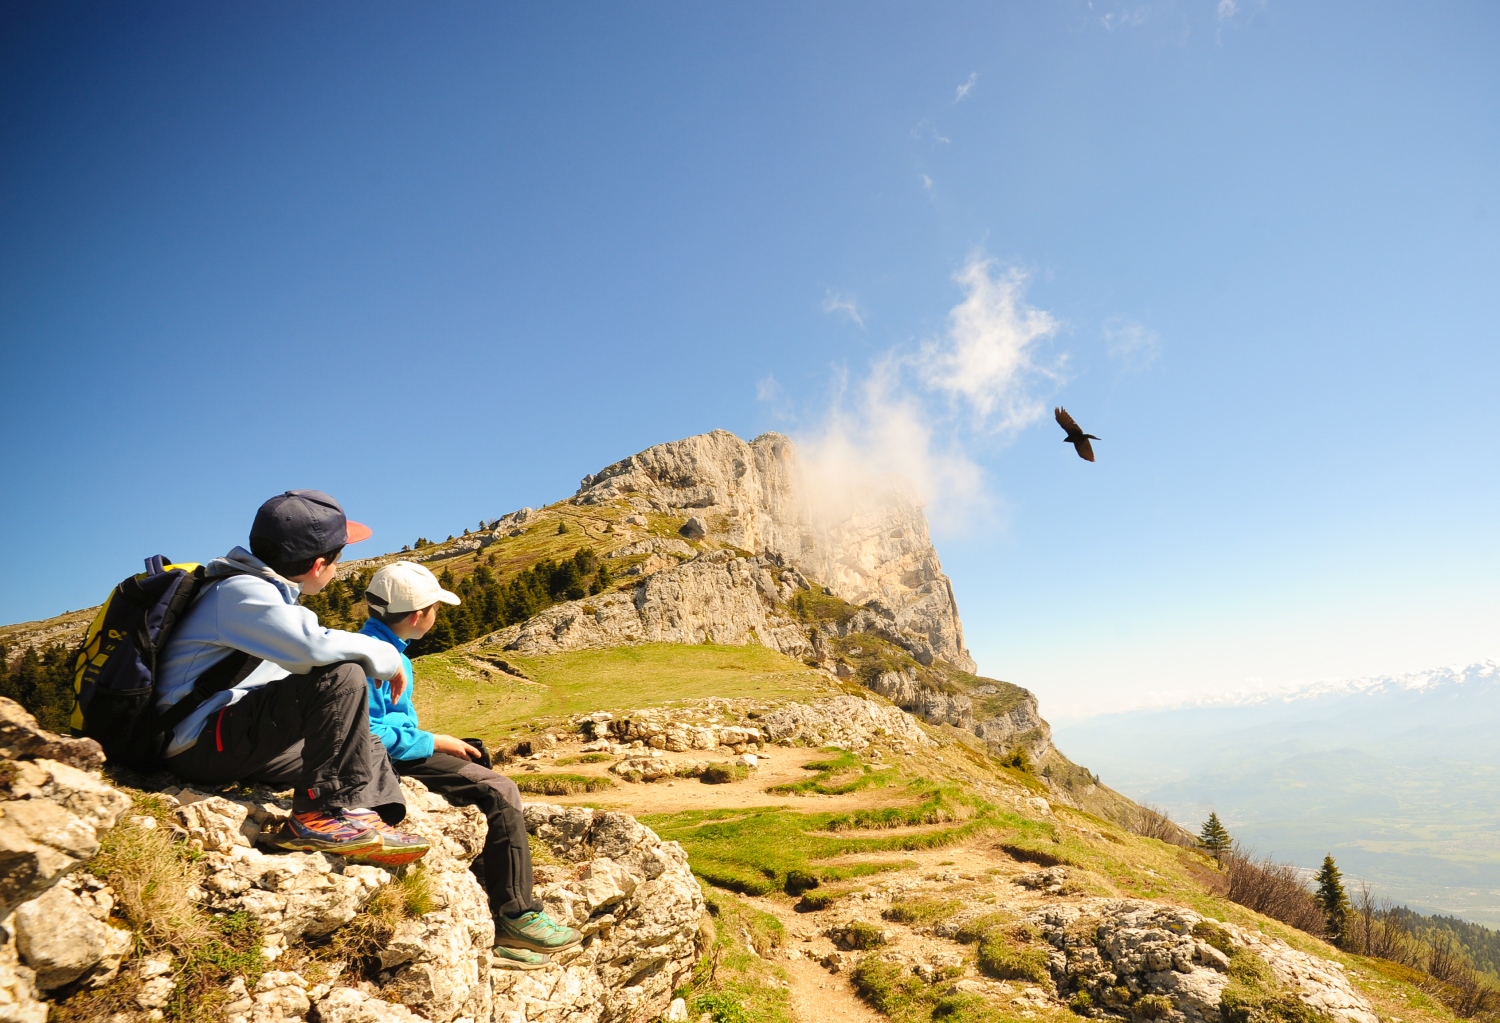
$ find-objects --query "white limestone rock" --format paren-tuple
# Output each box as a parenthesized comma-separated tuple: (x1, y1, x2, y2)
(12, 883, 131, 990)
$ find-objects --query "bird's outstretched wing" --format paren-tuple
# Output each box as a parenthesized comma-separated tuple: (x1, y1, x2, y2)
(1074, 437, 1096, 462)
(1055, 406, 1083, 439)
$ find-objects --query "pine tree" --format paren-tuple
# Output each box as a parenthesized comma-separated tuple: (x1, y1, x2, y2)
(1199, 812, 1232, 865)
(1315, 854, 1350, 944)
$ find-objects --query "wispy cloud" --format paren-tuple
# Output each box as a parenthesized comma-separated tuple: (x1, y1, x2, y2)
(920, 174, 934, 191)
(1097, 5, 1152, 31)
(954, 72, 978, 102)
(1216, 0, 1238, 19)
(1103, 316, 1162, 369)
(778, 251, 1064, 529)
(821, 290, 865, 327)
(911, 120, 951, 146)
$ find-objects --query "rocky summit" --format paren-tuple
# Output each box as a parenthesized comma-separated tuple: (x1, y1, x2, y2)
(0, 429, 1465, 1023)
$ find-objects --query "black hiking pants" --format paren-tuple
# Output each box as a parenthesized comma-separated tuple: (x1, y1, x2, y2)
(392, 753, 540, 920)
(165, 662, 406, 823)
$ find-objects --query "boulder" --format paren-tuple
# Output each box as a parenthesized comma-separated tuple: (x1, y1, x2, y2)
(12, 883, 131, 990)
(0, 702, 130, 917)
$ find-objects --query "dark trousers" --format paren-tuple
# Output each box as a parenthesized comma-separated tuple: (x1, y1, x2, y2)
(165, 662, 406, 823)
(392, 753, 539, 919)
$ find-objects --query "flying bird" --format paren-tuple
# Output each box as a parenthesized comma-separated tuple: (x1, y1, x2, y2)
(1054, 407, 1099, 462)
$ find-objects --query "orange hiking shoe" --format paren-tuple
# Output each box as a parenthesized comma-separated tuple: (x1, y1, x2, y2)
(343, 809, 431, 868)
(266, 811, 383, 858)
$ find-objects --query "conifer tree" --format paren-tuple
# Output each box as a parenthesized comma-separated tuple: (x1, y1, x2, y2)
(1315, 854, 1350, 944)
(1199, 812, 1232, 865)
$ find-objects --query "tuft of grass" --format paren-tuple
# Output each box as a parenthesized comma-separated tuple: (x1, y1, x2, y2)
(998, 842, 1067, 867)
(796, 888, 853, 912)
(1193, 920, 1236, 956)
(508, 773, 614, 795)
(976, 936, 1052, 985)
(1134, 994, 1176, 1020)
(885, 898, 964, 926)
(837, 921, 890, 950)
(88, 794, 209, 953)
(853, 956, 923, 1016)
(701, 763, 749, 785)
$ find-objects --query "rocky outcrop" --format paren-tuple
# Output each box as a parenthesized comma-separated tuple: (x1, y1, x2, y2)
(864, 668, 1054, 761)
(574, 430, 976, 672)
(1029, 900, 1377, 1023)
(482, 551, 787, 656)
(0, 697, 703, 1023)
(758, 695, 935, 752)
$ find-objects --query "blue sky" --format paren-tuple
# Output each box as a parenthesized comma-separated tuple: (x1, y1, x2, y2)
(2, 2, 1497, 719)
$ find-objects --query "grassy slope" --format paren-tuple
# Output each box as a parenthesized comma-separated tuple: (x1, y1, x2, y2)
(412, 641, 844, 742)
(411, 641, 1463, 1023)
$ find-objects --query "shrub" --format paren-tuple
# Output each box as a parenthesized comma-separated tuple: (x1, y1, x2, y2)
(1069, 990, 1095, 1015)
(1217, 844, 1325, 935)
(976, 937, 1051, 985)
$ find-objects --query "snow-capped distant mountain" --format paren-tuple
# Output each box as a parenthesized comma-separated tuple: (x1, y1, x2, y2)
(1203, 659, 1500, 708)
(1054, 659, 1500, 927)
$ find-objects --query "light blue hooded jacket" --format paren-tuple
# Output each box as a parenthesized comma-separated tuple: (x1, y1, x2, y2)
(357, 617, 435, 762)
(156, 547, 404, 756)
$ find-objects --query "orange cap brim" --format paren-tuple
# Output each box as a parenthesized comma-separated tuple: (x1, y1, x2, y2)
(346, 520, 373, 545)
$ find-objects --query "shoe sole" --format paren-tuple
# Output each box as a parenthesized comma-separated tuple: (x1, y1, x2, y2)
(491, 954, 554, 971)
(494, 935, 584, 954)
(350, 846, 430, 868)
(267, 835, 384, 858)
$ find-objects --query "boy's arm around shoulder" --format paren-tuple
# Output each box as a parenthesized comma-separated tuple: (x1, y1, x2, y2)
(213, 575, 404, 679)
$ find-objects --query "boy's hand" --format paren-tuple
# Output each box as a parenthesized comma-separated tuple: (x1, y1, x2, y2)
(388, 665, 407, 704)
(433, 734, 482, 761)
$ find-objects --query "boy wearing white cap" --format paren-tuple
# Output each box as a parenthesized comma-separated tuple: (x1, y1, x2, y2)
(360, 561, 581, 969)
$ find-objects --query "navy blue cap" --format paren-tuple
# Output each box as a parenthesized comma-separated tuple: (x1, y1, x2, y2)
(250, 490, 371, 562)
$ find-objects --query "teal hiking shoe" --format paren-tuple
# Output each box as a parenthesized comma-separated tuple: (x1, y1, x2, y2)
(494, 910, 583, 953)
(491, 945, 553, 970)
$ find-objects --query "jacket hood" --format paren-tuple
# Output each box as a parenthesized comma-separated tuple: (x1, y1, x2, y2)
(206, 546, 301, 602)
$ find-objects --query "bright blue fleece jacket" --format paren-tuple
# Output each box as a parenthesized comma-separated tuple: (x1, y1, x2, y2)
(359, 618, 435, 762)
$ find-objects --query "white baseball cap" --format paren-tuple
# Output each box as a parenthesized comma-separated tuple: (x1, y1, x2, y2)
(365, 561, 461, 615)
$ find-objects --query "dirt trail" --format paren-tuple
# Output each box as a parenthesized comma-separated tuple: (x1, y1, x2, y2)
(522, 745, 918, 816)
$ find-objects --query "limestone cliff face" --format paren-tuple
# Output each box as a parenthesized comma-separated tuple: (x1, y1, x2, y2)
(575, 430, 977, 673)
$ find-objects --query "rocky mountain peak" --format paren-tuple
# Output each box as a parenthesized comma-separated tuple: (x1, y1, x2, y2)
(575, 429, 976, 673)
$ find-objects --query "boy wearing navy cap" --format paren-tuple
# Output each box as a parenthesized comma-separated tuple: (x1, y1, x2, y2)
(157, 490, 429, 867)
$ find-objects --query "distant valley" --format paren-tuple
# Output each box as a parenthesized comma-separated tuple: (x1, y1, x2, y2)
(1054, 661, 1500, 926)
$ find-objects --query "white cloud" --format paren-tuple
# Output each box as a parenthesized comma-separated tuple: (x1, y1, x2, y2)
(1103, 316, 1162, 368)
(917, 255, 1063, 433)
(955, 72, 978, 102)
(920, 173, 934, 191)
(1216, 0, 1238, 19)
(821, 290, 865, 327)
(772, 251, 1064, 530)
(756, 374, 783, 404)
